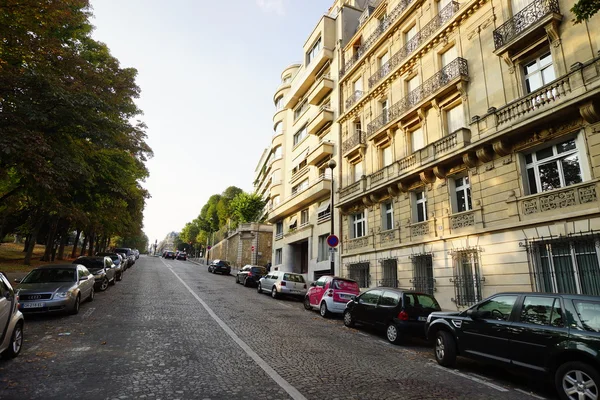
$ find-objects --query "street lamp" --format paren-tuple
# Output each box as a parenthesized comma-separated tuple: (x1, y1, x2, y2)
(328, 158, 337, 275)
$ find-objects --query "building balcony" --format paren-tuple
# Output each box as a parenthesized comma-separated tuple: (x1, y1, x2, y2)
(367, 58, 469, 139)
(409, 220, 434, 239)
(368, 1, 460, 89)
(343, 235, 372, 255)
(339, 179, 366, 203)
(308, 74, 334, 105)
(447, 208, 483, 232)
(267, 174, 332, 223)
(307, 103, 334, 135)
(272, 130, 284, 147)
(493, 0, 562, 54)
(307, 140, 334, 166)
(377, 228, 400, 247)
(345, 90, 364, 110)
(342, 130, 367, 157)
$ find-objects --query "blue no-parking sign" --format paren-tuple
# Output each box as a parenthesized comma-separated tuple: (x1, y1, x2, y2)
(326, 234, 339, 248)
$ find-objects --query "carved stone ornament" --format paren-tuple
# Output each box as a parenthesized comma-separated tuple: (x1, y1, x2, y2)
(544, 20, 561, 47)
(369, 193, 380, 204)
(433, 166, 447, 179)
(398, 181, 410, 192)
(420, 170, 436, 185)
(362, 196, 374, 207)
(476, 146, 494, 163)
(492, 140, 512, 156)
(463, 152, 478, 168)
(580, 99, 600, 124)
(388, 185, 401, 197)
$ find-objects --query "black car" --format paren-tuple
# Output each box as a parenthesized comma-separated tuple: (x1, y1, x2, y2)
(73, 256, 116, 291)
(344, 288, 441, 344)
(208, 260, 231, 275)
(164, 251, 175, 259)
(426, 292, 600, 400)
(176, 252, 187, 261)
(235, 265, 267, 287)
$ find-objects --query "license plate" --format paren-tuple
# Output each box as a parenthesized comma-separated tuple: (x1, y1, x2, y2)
(23, 302, 44, 308)
(418, 316, 427, 321)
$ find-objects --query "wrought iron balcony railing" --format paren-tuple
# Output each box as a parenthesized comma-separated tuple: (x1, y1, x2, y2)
(369, 2, 459, 88)
(367, 57, 468, 137)
(342, 130, 366, 154)
(493, 0, 560, 49)
(340, 0, 415, 77)
(345, 90, 364, 109)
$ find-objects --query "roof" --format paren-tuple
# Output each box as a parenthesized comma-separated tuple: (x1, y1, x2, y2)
(33, 264, 77, 270)
(493, 291, 600, 301)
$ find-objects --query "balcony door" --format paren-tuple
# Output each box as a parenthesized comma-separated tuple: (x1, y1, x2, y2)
(511, 0, 532, 14)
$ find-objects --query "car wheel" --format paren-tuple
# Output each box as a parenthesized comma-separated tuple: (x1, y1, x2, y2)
(257, 283, 262, 293)
(271, 286, 278, 299)
(99, 277, 109, 291)
(117, 271, 123, 281)
(235, 275, 240, 284)
(343, 310, 354, 327)
(207, 267, 211, 273)
(2, 321, 23, 359)
(386, 323, 402, 345)
(243, 277, 250, 287)
(320, 302, 330, 318)
(70, 294, 81, 315)
(434, 330, 457, 367)
(303, 297, 312, 311)
(109, 275, 116, 286)
(556, 361, 600, 400)
(88, 287, 95, 302)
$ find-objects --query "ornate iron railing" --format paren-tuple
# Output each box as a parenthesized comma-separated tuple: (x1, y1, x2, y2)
(368, 57, 468, 136)
(410, 221, 430, 237)
(411, 277, 435, 295)
(493, 0, 560, 49)
(346, 237, 370, 251)
(369, 1, 459, 88)
(452, 274, 483, 306)
(521, 182, 597, 216)
(340, 0, 415, 77)
(340, 180, 362, 198)
(345, 90, 364, 109)
(450, 210, 475, 229)
(378, 278, 399, 288)
(342, 130, 366, 154)
(379, 229, 397, 245)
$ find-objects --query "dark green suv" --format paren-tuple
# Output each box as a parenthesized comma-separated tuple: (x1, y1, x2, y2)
(426, 292, 600, 400)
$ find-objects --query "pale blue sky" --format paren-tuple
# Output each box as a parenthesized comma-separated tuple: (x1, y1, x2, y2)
(91, 0, 333, 243)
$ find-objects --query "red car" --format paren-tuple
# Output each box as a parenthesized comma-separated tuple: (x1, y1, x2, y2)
(304, 275, 360, 318)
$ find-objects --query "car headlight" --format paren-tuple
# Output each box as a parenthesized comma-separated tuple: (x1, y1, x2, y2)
(54, 292, 71, 299)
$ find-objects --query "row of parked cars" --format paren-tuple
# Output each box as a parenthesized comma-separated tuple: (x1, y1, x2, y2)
(162, 250, 187, 260)
(0, 247, 139, 360)
(210, 261, 600, 400)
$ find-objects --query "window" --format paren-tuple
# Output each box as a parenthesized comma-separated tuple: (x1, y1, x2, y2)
(351, 211, 366, 238)
(358, 289, 383, 305)
(348, 262, 370, 288)
(405, 25, 417, 42)
(524, 52, 555, 94)
(382, 202, 394, 231)
(530, 236, 600, 296)
(441, 46, 458, 68)
(273, 145, 282, 159)
(454, 176, 472, 212)
(380, 291, 401, 306)
(354, 120, 362, 134)
(275, 248, 282, 264)
(292, 179, 309, 195)
(452, 249, 483, 306)
(525, 138, 582, 195)
(275, 96, 284, 111)
(317, 202, 331, 222)
(272, 195, 280, 206)
(300, 209, 309, 226)
(294, 100, 309, 121)
(520, 296, 563, 327)
(446, 102, 465, 134)
(380, 99, 389, 124)
(306, 36, 322, 65)
(289, 217, 297, 230)
(275, 222, 283, 239)
(415, 191, 427, 222)
(475, 295, 518, 321)
(353, 77, 363, 94)
(381, 145, 392, 167)
(380, 259, 398, 287)
(316, 276, 328, 287)
(293, 125, 308, 146)
(410, 127, 424, 152)
(574, 301, 600, 332)
(292, 159, 307, 175)
(274, 122, 283, 135)
(512, 0, 533, 14)
(353, 161, 363, 182)
(379, 52, 390, 75)
(407, 75, 419, 94)
(438, 0, 452, 13)
(317, 233, 329, 262)
(412, 254, 434, 295)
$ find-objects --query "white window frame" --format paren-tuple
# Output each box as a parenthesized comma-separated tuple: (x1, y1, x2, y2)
(381, 145, 393, 168)
(445, 102, 465, 135)
(275, 96, 284, 111)
(274, 122, 283, 135)
(353, 161, 363, 182)
(523, 51, 555, 94)
(380, 99, 389, 123)
(452, 175, 472, 213)
(352, 211, 367, 238)
(410, 127, 424, 152)
(293, 125, 308, 146)
(294, 100, 308, 121)
(382, 201, 394, 231)
(307, 36, 322, 65)
(300, 209, 309, 226)
(275, 248, 282, 264)
(317, 234, 329, 262)
(414, 191, 427, 223)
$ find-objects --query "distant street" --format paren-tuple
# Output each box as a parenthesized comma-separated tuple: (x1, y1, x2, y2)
(0, 256, 554, 399)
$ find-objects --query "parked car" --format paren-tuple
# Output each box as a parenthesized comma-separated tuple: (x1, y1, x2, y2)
(116, 252, 130, 270)
(96, 252, 125, 281)
(73, 256, 116, 291)
(132, 249, 140, 259)
(258, 271, 307, 299)
(344, 288, 441, 344)
(304, 276, 360, 318)
(426, 292, 600, 400)
(236, 265, 267, 287)
(16, 264, 94, 314)
(208, 260, 231, 275)
(0, 272, 24, 358)
(164, 251, 176, 260)
(114, 247, 135, 266)
(176, 252, 187, 261)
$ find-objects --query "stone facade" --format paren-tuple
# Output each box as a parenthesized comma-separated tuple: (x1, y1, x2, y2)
(208, 223, 273, 268)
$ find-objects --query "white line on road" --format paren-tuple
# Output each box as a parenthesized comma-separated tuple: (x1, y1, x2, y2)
(431, 364, 509, 392)
(514, 388, 546, 399)
(82, 307, 95, 318)
(162, 259, 307, 400)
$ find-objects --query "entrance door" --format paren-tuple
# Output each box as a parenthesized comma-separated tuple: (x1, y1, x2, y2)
(300, 241, 308, 274)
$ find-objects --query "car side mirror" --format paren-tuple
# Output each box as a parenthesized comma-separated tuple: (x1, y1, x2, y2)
(14, 278, 21, 284)
(466, 309, 490, 320)
(310, 282, 316, 287)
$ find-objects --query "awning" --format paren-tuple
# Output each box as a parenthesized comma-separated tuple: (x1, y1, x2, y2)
(317, 202, 330, 214)
(289, 217, 297, 229)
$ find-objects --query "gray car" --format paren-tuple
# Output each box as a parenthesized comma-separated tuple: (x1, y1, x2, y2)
(73, 256, 117, 291)
(0, 272, 24, 358)
(16, 265, 95, 315)
(96, 252, 125, 281)
(257, 271, 307, 299)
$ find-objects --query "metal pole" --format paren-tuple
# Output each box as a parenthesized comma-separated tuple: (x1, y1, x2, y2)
(328, 159, 336, 275)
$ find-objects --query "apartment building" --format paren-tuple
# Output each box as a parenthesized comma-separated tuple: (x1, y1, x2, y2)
(335, 0, 600, 309)
(263, 0, 374, 280)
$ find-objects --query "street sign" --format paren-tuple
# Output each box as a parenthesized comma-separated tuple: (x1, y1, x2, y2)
(326, 234, 339, 248)
(329, 248, 338, 253)
(207, 245, 212, 250)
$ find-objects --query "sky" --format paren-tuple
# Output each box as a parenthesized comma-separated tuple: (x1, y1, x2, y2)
(90, 0, 333, 244)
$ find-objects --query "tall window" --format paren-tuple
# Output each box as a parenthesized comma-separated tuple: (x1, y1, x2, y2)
(352, 211, 366, 238)
(294, 100, 308, 121)
(274, 122, 283, 135)
(348, 262, 370, 288)
(381, 259, 398, 287)
(453, 249, 483, 306)
(525, 138, 582, 195)
(524, 52, 555, 94)
(512, 0, 533, 14)
(292, 179, 309, 195)
(354, 120, 362, 134)
(438, 0, 452, 13)
(300, 209, 309, 226)
(411, 127, 424, 152)
(415, 191, 427, 222)
(405, 25, 417, 42)
(306, 36, 322, 64)
(273, 145, 282, 159)
(275, 222, 283, 238)
(382, 201, 394, 231)
(353, 77, 363, 94)
(412, 254, 434, 295)
(407, 75, 419, 94)
(380, 99, 389, 124)
(441, 46, 458, 68)
(353, 161, 363, 182)
(275, 96, 284, 111)
(293, 125, 308, 146)
(275, 248, 282, 264)
(317, 234, 329, 262)
(381, 145, 392, 167)
(446, 103, 465, 134)
(454, 176, 472, 212)
(379, 52, 390, 75)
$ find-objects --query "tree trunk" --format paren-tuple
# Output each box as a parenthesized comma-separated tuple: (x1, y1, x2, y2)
(87, 231, 95, 256)
(24, 220, 43, 265)
(23, 234, 30, 252)
(57, 226, 69, 260)
(71, 229, 81, 258)
(80, 233, 88, 257)
(41, 220, 58, 261)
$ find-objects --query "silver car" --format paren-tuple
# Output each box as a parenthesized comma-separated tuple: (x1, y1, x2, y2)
(17, 264, 95, 315)
(257, 271, 307, 299)
(0, 272, 24, 358)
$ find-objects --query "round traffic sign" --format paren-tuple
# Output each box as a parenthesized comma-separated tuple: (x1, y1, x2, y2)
(326, 234, 339, 247)
(207, 246, 212, 250)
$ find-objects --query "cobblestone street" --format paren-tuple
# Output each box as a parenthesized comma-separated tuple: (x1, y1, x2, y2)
(0, 256, 555, 399)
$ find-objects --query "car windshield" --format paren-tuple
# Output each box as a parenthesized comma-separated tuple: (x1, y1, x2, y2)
(22, 268, 76, 283)
(283, 273, 305, 283)
(404, 293, 441, 311)
(332, 279, 358, 291)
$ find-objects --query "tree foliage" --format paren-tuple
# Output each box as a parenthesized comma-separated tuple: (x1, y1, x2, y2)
(571, 0, 600, 23)
(229, 193, 266, 223)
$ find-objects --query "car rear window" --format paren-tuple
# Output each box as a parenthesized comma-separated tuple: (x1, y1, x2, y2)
(219, 261, 231, 266)
(252, 267, 266, 274)
(283, 273, 305, 282)
(332, 279, 359, 292)
(574, 300, 600, 332)
(404, 293, 441, 310)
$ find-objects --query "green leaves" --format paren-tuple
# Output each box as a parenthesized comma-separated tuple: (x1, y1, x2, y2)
(571, 0, 600, 23)
(229, 193, 266, 224)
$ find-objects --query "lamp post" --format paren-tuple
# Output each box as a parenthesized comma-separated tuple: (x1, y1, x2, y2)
(328, 158, 337, 275)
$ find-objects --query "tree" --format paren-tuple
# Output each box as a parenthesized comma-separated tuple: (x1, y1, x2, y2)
(229, 193, 266, 223)
(571, 0, 600, 23)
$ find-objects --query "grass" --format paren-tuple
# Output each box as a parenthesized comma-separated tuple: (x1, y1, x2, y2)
(0, 242, 78, 273)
